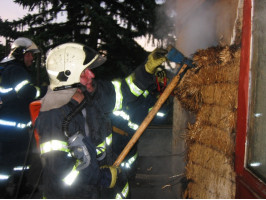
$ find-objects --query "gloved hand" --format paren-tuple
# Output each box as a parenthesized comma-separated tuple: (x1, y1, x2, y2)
(145, 48, 168, 74)
(99, 165, 121, 188)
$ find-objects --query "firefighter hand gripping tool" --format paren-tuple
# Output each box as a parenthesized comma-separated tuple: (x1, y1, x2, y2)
(155, 46, 194, 94)
(113, 45, 194, 167)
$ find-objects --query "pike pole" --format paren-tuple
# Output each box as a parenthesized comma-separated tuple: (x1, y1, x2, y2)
(113, 64, 188, 167)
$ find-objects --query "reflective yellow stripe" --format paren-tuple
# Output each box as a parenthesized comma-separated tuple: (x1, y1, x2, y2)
(63, 160, 80, 186)
(0, 119, 31, 129)
(121, 182, 129, 198)
(0, 80, 39, 98)
(40, 140, 69, 154)
(148, 107, 165, 117)
(34, 86, 41, 98)
(113, 110, 139, 131)
(128, 152, 138, 165)
(112, 80, 123, 111)
(125, 75, 143, 97)
(106, 133, 112, 146)
(0, 87, 13, 93)
(143, 90, 149, 98)
(115, 182, 129, 199)
(15, 80, 29, 92)
(113, 110, 129, 120)
(157, 111, 165, 117)
(128, 121, 139, 130)
(40, 140, 80, 186)
(96, 134, 112, 155)
(121, 153, 138, 168)
(0, 80, 30, 94)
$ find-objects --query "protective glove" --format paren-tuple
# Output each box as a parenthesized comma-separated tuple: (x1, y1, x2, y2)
(99, 165, 121, 188)
(145, 48, 168, 74)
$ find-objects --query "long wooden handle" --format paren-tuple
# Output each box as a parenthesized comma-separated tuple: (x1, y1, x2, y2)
(113, 64, 188, 167)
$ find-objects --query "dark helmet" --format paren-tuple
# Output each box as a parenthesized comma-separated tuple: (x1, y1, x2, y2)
(0, 37, 40, 63)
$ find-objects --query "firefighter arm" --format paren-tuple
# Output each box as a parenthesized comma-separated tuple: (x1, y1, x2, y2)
(16, 83, 42, 100)
(91, 62, 156, 114)
(15, 67, 41, 99)
(145, 48, 168, 74)
(1, 73, 42, 104)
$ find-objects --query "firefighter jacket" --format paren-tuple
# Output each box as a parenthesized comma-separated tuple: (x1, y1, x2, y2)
(0, 60, 47, 133)
(110, 90, 158, 177)
(35, 63, 155, 199)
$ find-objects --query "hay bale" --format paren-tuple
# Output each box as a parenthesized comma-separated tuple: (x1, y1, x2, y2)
(174, 45, 240, 113)
(174, 84, 202, 112)
(175, 45, 240, 199)
(187, 121, 235, 155)
(193, 46, 224, 69)
(185, 162, 235, 199)
(196, 105, 237, 133)
(201, 83, 238, 110)
(187, 143, 235, 180)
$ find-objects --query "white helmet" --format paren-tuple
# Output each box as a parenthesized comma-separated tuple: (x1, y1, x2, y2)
(0, 37, 40, 63)
(46, 42, 106, 90)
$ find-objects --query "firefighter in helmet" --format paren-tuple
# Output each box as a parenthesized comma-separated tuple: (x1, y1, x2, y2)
(33, 42, 171, 198)
(0, 37, 48, 198)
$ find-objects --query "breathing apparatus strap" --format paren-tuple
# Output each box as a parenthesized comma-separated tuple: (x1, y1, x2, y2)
(61, 85, 93, 171)
(61, 85, 88, 138)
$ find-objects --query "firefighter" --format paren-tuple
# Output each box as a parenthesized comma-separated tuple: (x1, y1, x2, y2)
(109, 68, 171, 193)
(105, 46, 192, 199)
(33, 42, 171, 198)
(108, 46, 192, 198)
(0, 37, 47, 134)
(0, 37, 47, 198)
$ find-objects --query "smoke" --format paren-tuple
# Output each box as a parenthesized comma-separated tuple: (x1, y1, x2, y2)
(155, 0, 233, 57)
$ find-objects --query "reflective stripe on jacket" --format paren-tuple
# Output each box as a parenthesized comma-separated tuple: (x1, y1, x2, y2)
(115, 182, 129, 199)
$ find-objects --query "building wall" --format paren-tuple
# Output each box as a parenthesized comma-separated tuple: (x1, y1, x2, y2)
(172, 0, 243, 198)
(174, 0, 242, 56)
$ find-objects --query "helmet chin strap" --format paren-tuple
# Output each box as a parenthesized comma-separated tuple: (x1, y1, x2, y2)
(53, 83, 82, 91)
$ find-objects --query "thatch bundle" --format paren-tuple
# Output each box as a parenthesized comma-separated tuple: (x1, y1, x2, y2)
(187, 121, 235, 156)
(174, 45, 240, 112)
(175, 45, 240, 199)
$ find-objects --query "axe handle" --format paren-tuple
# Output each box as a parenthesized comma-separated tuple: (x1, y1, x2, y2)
(113, 64, 188, 167)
